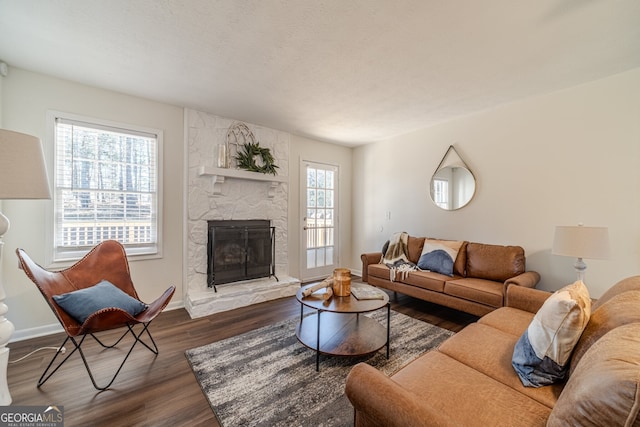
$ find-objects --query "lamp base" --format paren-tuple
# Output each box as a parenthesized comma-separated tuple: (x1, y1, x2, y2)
(0, 217, 14, 405)
(574, 257, 587, 282)
(0, 212, 8, 237)
(0, 340, 11, 405)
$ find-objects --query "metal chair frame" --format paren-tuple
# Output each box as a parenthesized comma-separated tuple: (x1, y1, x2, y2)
(38, 322, 158, 391)
(16, 240, 175, 391)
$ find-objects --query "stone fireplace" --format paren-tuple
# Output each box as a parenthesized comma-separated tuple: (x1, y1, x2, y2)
(185, 109, 300, 318)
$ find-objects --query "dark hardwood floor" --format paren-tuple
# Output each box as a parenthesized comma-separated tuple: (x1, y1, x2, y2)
(6, 285, 478, 426)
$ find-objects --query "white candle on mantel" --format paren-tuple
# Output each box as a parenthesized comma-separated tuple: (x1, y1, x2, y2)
(217, 144, 227, 168)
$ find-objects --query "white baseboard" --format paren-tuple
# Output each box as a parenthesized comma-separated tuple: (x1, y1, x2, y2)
(165, 299, 185, 312)
(9, 299, 185, 343)
(10, 324, 64, 343)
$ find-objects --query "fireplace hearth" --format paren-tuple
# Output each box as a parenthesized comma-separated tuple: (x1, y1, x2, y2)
(207, 220, 277, 291)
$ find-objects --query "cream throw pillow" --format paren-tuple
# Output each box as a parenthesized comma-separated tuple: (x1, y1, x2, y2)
(512, 280, 591, 387)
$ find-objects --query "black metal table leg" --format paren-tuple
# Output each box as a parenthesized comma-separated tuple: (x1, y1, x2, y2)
(386, 303, 391, 358)
(316, 310, 322, 371)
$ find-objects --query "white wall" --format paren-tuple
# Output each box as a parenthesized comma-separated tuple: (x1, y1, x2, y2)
(352, 68, 640, 298)
(1, 68, 184, 338)
(288, 135, 353, 281)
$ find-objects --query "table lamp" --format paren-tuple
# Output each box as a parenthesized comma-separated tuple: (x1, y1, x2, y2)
(552, 224, 610, 282)
(0, 128, 51, 404)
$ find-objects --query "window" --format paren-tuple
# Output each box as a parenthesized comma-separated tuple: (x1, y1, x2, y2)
(50, 112, 162, 262)
(432, 178, 449, 210)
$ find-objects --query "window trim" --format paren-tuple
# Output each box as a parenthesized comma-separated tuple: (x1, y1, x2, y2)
(46, 110, 163, 267)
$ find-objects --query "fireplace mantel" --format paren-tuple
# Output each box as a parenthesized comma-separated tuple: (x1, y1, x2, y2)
(198, 166, 287, 197)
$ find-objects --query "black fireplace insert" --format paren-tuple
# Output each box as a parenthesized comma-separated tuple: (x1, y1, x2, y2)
(207, 220, 277, 291)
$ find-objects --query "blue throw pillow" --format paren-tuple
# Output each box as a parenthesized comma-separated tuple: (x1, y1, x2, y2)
(417, 240, 463, 276)
(52, 280, 148, 324)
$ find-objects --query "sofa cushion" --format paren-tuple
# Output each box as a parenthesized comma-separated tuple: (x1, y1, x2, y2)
(401, 270, 447, 293)
(512, 280, 591, 387)
(478, 306, 535, 336)
(391, 351, 552, 427)
(438, 323, 562, 409)
(592, 275, 640, 310)
(444, 278, 504, 308)
(569, 290, 640, 376)
(417, 239, 463, 276)
(548, 324, 640, 427)
(406, 236, 425, 264)
(381, 240, 390, 257)
(466, 243, 525, 282)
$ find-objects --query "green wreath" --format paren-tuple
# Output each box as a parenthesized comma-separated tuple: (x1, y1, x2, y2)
(235, 142, 279, 175)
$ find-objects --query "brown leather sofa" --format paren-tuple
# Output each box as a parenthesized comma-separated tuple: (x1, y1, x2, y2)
(361, 236, 540, 316)
(346, 276, 640, 426)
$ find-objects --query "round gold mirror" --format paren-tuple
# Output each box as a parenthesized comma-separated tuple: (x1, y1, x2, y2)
(430, 146, 476, 211)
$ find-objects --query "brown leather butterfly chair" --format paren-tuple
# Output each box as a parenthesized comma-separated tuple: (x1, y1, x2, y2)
(16, 240, 175, 391)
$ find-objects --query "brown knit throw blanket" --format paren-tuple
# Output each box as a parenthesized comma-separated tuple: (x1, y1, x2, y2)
(381, 232, 417, 281)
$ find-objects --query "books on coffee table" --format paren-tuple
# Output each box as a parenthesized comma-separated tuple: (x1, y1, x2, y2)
(351, 287, 385, 300)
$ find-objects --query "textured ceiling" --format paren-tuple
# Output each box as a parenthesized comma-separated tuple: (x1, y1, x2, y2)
(1, 0, 639, 146)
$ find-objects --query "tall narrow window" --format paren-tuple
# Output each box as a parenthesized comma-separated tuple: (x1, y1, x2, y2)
(433, 178, 449, 210)
(51, 113, 162, 262)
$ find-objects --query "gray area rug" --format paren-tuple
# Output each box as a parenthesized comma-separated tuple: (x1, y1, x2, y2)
(185, 310, 453, 426)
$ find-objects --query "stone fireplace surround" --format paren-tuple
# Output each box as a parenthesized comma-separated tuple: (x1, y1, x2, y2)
(185, 109, 300, 318)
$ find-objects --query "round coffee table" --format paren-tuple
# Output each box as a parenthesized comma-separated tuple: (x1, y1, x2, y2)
(295, 282, 390, 371)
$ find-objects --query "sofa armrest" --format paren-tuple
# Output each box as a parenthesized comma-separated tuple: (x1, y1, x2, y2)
(345, 363, 458, 427)
(360, 252, 382, 283)
(506, 285, 551, 313)
(505, 271, 541, 289)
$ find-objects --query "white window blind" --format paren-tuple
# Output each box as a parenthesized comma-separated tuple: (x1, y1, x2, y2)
(52, 115, 161, 261)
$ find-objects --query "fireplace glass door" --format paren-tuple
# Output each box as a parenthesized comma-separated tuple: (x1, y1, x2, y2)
(207, 220, 274, 290)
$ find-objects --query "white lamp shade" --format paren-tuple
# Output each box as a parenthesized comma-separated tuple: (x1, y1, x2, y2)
(552, 225, 610, 260)
(0, 129, 51, 199)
